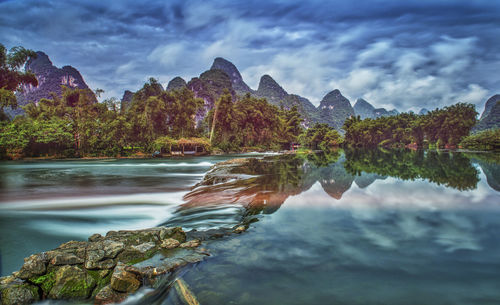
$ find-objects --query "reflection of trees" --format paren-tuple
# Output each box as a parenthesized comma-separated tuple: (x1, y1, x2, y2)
(165, 149, 490, 229)
(344, 149, 480, 191)
(466, 153, 500, 192)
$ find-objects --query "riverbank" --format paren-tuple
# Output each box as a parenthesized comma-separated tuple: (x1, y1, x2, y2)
(0, 223, 248, 305)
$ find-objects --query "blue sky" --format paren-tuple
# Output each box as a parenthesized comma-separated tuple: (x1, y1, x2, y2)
(1, 0, 499, 112)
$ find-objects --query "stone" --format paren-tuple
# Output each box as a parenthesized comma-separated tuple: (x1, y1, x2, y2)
(179, 240, 201, 248)
(159, 227, 186, 243)
(17, 254, 47, 280)
(88, 233, 103, 242)
(50, 253, 84, 266)
(48, 265, 96, 299)
(131, 242, 156, 253)
(233, 226, 246, 234)
(0, 283, 39, 305)
(85, 240, 124, 269)
(86, 259, 116, 270)
(94, 285, 127, 305)
(57, 240, 87, 250)
(160, 238, 180, 249)
(101, 240, 125, 258)
(110, 263, 140, 293)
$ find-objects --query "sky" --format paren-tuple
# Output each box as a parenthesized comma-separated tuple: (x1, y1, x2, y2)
(1, 0, 499, 113)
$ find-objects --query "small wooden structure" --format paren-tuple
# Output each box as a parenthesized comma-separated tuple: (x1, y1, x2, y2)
(171, 138, 210, 156)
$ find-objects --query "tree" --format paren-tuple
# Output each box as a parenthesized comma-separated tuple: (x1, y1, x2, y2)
(0, 44, 38, 119)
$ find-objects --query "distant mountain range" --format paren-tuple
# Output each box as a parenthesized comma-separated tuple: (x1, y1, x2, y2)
(157, 57, 401, 131)
(11, 52, 499, 133)
(8, 51, 94, 117)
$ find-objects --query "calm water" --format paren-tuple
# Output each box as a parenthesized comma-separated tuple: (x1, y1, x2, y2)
(1, 150, 499, 305)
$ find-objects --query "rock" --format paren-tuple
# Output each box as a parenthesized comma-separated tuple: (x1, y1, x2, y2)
(50, 253, 84, 266)
(85, 240, 124, 269)
(131, 242, 156, 253)
(48, 265, 96, 299)
(110, 263, 140, 293)
(57, 240, 87, 250)
(94, 285, 127, 305)
(0, 282, 39, 305)
(17, 254, 47, 280)
(233, 226, 246, 234)
(88, 233, 103, 242)
(179, 240, 201, 248)
(86, 259, 116, 270)
(160, 238, 180, 249)
(159, 227, 186, 243)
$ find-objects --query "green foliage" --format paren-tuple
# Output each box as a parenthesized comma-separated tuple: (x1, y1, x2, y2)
(0, 43, 38, 119)
(460, 129, 500, 151)
(208, 92, 292, 151)
(343, 103, 477, 148)
(299, 123, 342, 150)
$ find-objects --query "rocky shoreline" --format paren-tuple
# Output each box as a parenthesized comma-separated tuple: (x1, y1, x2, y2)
(0, 158, 257, 305)
(0, 224, 245, 305)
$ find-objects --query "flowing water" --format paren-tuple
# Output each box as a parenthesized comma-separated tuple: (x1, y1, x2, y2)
(1, 150, 499, 304)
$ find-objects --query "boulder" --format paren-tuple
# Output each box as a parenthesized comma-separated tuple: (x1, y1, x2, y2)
(160, 238, 180, 249)
(17, 254, 47, 280)
(159, 227, 186, 243)
(1, 282, 39, 305)
(131, 242, 156, 253)
(50, 253, 84, 266)
(94, 285, 127, 305)
(48, 265, 96, 299)
(110, 263, 140, 293)
(85, 240, 124, 269)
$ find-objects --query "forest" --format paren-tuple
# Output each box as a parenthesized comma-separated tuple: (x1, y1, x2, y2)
(0, 44, 497, 159)
(343, 103, 478, 148)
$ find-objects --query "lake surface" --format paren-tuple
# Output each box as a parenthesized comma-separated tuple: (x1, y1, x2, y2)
(1, 150, 499, 304)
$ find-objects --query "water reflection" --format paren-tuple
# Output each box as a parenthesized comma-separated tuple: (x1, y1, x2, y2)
(171, 149, 493, 230)
(344, 149, 480, 191)
(160, 150, 500, 305)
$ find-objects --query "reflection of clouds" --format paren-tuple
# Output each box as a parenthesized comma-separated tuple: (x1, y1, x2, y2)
(283, 176, 500, 256)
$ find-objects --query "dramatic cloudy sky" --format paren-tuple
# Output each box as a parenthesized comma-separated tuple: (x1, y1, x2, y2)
(1, 0, 499, 112)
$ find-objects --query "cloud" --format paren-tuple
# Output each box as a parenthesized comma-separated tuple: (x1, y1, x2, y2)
(0, 0, 498, 109)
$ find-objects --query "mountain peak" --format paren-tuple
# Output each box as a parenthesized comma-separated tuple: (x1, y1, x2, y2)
(25, 51, 53, 72)
(353, 98, 376, 119)
(354, 98, 374, 110)
(255, 74, 288, 104)
(480, 94, 500, 119)
(167, 76, 187, 91)
(321, 89, 349, 105)
(210, 57, 250, 94)
(318, 89, 354, 131)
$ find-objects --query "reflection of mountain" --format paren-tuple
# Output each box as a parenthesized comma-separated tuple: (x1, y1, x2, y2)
(317, 155, 355, 199)
(481, 163, 500, 191)
(165, 150, 495, 230)
(355, 173, 387, 189)
(468, 153, 500, 192)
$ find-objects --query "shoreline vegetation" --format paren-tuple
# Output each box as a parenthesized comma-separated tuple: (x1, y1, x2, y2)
(0, 45, 499, 160)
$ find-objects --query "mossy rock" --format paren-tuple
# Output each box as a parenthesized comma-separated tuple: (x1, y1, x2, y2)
(88, 269, 112, 299)
(48, 265, 96, 299)
(1, 283, 40, 305)
(29, 268, 56, 296)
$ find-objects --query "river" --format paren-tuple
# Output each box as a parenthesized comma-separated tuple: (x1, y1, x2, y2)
(1, 149, 499, 304)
